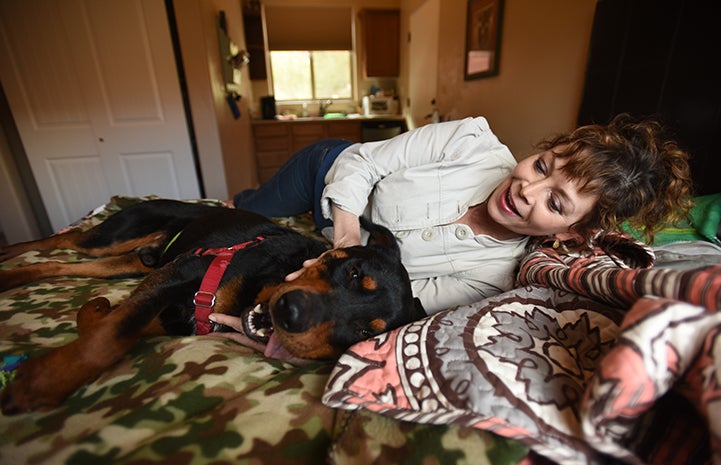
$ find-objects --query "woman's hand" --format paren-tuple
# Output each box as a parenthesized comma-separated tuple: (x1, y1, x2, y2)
(208, 313, 266, 352)
(285, 205, 362, 282)
(208, 312, 243, 332)
(208, 313, 312, 364)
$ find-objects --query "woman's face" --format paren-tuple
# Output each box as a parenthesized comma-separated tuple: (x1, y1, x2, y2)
(487, 148, 598, 238)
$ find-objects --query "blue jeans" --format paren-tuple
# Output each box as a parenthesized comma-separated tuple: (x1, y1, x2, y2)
(233, 139, 353, 229)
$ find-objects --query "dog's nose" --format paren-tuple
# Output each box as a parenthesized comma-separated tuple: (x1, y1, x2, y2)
(273, 292, 308, 333)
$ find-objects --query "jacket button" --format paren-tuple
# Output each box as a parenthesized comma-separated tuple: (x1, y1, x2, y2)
(395, 231, 409, 239)
(455, 227, 469, 239)
(421, 229, 434, 241)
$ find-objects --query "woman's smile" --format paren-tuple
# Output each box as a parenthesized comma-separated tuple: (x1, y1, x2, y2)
(501, 185, 520, 217)
(486, 149, 598, 238)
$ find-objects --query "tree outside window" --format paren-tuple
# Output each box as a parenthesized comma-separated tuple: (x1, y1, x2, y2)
(270, 50, 352, 101)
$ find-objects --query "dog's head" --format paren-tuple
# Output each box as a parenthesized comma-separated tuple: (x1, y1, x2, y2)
(241, 219, 425, 360)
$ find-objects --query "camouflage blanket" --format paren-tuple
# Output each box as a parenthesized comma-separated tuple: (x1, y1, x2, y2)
(0, 196, 526, 465)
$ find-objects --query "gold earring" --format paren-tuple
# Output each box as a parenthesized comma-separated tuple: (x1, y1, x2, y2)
(552, 239, 560, 249)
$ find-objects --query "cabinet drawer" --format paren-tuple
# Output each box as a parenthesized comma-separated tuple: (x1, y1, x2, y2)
(291, 122, 324, 136)
(253, 124, 289, 138)
(255, 150, 290, 168)
(254, 136, 289, 152)
(258, 167, 281, 183)
(327, 121, 361, 140)
(292, 135, 325, 152)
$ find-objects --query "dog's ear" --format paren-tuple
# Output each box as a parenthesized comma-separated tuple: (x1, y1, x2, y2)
(359, 217, 401, 260)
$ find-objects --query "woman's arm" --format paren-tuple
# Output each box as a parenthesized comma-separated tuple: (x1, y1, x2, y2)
(329, 204, 361, 249)
(321, 117, 488, 219)
(284, 204, 361, 281)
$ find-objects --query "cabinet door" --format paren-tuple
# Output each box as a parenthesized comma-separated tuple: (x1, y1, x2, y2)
(291, 123, 325, 152)
(327, 121, 361, 142)
(361, 9, 400, 77)
(252, 124, 290, 183)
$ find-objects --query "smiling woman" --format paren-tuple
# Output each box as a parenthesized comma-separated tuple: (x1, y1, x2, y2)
(232, 114, 693, 314)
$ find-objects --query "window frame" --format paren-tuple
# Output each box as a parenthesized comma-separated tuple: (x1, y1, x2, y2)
(269, 49, 355, 103)
(262, 4, 357, 105)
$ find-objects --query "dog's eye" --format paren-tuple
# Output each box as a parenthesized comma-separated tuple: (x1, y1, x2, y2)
(349, 267, 360, 280)
(358, 328, 372, 338)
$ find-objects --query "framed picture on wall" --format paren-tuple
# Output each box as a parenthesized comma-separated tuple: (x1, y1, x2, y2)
(464, 0, 503, 80)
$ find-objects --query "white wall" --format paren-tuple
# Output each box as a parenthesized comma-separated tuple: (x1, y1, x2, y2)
(400, 0, 597, 159)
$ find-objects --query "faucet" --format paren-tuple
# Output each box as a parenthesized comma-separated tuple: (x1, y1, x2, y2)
(319, 99, 333, 116)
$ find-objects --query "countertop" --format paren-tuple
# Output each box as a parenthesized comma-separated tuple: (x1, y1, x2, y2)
(251, 114, 406, 125)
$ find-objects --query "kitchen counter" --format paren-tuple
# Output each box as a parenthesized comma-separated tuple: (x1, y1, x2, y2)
(251, 114, 406, 124)
(250, 115, 406, 182)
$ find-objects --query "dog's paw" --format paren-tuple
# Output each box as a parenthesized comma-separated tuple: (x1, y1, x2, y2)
(1, 339, 96, 415)
(0, 267, 44, 293)
(77, 297, 112, 336)
(0, 358, 64, 415)
(0, 269, 24, 293)
(0, 243, 34, 262)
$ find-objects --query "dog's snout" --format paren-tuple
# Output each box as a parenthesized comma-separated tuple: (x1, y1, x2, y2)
(273, 292, 309, 333)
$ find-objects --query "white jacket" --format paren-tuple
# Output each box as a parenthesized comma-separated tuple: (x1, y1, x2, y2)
(321, 117, 528, 314)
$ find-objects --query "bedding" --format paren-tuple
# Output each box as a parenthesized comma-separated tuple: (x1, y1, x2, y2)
(0, 196, 527, 465)
(323, 234, 721, 465)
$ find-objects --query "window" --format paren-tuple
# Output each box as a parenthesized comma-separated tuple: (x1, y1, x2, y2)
(270, 50, 352, 101)
(264, 5, 353, 102)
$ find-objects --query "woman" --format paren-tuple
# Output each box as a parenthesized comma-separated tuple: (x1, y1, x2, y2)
(229, 114, 693, 315)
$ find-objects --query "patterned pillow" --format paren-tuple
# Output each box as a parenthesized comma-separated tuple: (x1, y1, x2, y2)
(323, 286, 626, 464)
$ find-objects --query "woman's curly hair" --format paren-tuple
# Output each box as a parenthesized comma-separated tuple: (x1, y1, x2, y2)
(537, 114, 694, 244)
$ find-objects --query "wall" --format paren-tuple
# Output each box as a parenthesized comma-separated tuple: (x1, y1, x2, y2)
(174, 0, 256, 197)
(400, 0, 597, 159)
(0, 117, 41, 243)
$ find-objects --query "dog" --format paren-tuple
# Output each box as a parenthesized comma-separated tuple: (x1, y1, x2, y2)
(0, 199, 425, 414)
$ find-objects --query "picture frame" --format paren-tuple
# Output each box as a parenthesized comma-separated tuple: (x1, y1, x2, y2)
(464, 0, 503, 80)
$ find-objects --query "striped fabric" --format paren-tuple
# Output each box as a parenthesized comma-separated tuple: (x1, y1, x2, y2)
(518, 238, 721, 311)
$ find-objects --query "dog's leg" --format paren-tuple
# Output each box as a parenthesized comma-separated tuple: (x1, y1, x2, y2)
(0, 231, 87, 261)
(1, 231, 167, 262)
(0, 254, 155, 292)
(76, 297, 112, 337)
(0, 270, 177, 414)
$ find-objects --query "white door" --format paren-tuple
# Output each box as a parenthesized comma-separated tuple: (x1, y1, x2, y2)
(408, 0, 439, 129)
(0, 0, 200, 231)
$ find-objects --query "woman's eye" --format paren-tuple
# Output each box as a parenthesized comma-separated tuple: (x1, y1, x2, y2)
(549, 195, 563, 214)
(534, 158, 547, 175)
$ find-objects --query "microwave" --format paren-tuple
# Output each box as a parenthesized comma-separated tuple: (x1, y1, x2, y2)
(362, 95, 397, 115)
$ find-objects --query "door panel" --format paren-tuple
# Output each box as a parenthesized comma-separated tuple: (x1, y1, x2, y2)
(119, 151, 181, 199)
(0, 0, 200, 231)
(46, 156, 112, 224)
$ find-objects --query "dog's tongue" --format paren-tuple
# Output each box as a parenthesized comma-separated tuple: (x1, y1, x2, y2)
(263, 332, 296, 361)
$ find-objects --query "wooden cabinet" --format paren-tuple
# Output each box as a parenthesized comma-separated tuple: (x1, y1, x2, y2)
(360, 9, 400, 77)
(252, 120, 362, 182)
(242, 1, 267, 80)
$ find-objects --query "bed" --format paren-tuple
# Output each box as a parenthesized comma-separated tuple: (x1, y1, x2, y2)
(1, 195, 720, 465)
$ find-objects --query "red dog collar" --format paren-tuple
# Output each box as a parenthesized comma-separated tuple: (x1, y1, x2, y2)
(193, 236, 265, 335)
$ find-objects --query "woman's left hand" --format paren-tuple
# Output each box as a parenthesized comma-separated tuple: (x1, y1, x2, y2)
(208, 312, 243, 332)
(208, 313, 265, 352)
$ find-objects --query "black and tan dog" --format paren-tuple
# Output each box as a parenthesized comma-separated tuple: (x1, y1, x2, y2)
(0, 199, 425, 414)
